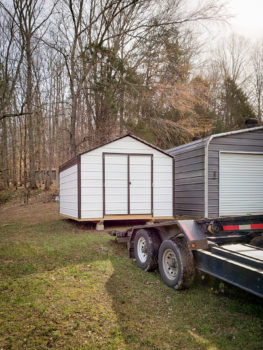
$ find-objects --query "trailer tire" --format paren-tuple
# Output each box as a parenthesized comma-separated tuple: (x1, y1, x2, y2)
(134, 229, 159, 271)
(158, 238, 195, 290)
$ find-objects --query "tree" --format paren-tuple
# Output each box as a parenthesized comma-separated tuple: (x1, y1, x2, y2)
(218, 76, 256, 130)
(251, 41, 263, 122)
(1, 0, 56, 189)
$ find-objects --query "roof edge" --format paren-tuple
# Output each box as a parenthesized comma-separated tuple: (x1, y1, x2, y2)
(59, 133, 173, 170)
(166, 125, 263, 153)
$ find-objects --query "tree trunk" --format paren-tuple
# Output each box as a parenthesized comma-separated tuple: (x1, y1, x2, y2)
(1, 119, 9, 188)
(26, 39, 36, 189)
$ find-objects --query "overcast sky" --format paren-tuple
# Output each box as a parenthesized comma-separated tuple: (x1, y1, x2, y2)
(228, 0, 263, 40)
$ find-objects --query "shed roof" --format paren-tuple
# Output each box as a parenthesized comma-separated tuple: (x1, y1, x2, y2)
(78, 134, 173, 158)
(166, 125, 263, 154)
(59, 134, 173, 172)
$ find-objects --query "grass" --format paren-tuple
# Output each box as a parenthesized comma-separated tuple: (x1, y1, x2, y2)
(0, 202, 262, 349)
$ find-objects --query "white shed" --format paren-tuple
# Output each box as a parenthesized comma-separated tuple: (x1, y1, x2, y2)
(59, 135, 174, 226)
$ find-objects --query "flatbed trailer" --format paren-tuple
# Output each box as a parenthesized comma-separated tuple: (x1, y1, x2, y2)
(110, 215, 263, 297)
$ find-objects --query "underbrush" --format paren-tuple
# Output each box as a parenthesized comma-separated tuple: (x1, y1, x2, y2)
(0, 187, 58, 206)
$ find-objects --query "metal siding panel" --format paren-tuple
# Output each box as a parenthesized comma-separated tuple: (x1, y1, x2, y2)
(172, 148, 205, 161)
(210, 144, 263, 152)
(174, 162, 204, 173)
(172, 144, 205, 217)
(219, 153, 263, 216)
(208, 130, 263, 218)
(175, 183, 204, 191)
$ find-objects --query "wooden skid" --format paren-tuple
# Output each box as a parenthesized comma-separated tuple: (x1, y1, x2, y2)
(60, 214, 174, 222)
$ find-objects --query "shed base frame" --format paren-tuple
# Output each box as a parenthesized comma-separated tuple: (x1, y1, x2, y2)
(60, 214, 174, 222)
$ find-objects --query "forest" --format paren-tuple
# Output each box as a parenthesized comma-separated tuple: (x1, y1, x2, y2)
(0, 0, 262, 190)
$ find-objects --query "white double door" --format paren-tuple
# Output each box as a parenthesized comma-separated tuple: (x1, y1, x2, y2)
(104, 154, 152, 215)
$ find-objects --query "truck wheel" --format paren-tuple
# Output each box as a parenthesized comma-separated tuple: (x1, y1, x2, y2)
(134, 229, 159, 271)
(158, 238, 195, 290)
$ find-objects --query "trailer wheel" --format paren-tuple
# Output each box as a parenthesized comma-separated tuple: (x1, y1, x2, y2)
(134, 229, 159, 271)
(158, 238, 195, 290)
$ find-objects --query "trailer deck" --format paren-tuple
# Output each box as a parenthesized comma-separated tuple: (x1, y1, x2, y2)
(195, 243, 263, 297)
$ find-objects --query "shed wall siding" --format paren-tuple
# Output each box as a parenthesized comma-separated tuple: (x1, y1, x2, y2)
(59, 164, 78, 218)
(208, 129, 263, 218)
(167, 141, 206, 217)
(80, 136, 173, 219)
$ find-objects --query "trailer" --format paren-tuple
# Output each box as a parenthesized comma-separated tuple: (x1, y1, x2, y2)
(110, 215, 263, 297)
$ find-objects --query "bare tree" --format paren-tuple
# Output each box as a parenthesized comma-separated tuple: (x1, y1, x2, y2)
(1, 0, 56, 189)
(251, 41, 263, 121)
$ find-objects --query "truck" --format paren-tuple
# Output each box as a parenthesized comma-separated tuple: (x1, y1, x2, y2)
(110, 215, 263, 298)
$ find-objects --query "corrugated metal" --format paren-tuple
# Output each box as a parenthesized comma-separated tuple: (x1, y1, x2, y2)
(167, 140, 206, 217)
(208, 129, 263, 217)
(219, 153, 263, 216)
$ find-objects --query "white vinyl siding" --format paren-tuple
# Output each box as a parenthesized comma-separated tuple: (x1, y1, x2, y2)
(219, 153, 263, 216)
(80, 136, 173, 219)
(59, 164, 78, 218)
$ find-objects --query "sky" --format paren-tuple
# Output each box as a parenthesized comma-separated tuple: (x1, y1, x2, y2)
(228, 0, 263, 40)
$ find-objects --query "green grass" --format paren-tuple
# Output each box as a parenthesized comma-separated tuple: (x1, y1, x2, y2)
(0, 203, 262, 349)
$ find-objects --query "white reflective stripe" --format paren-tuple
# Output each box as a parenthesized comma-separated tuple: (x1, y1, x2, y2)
(239, 224, 251, 230)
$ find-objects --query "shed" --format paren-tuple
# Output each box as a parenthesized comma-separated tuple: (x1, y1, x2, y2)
(59, 134, 174, 225)
(167, 126, 263, 218)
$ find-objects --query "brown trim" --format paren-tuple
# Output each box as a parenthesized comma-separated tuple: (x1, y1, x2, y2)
(104, 214, 153, 219)
(79, 134, 174, 158)
(77, 155, 81, 219)
(128, 155, 130, 214)
(102, 153, 106, 217)
(60, 213, 175, 221)
(151, 154, 153, 216)
(59, 134, 173, 173)
(59, 156, 78, 173)
(103, 152, 154, 156)
(172, 157, 175, 217)
(58, 168, 60, 215)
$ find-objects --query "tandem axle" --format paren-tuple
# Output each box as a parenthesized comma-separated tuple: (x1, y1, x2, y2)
(110, 215, 263, 297)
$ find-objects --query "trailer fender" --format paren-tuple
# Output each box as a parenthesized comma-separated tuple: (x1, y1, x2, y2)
(176, 220, 208, 250)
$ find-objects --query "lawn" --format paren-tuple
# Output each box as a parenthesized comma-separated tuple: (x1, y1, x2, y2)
(0, 202, 262, 350)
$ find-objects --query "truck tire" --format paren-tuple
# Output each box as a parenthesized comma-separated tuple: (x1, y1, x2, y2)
(158, 238, 195, 290)
(134, 229, 159, 271)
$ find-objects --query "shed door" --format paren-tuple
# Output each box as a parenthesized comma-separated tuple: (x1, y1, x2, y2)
(104, 154, 152, 215)
(219, 153, 263, 216)
(104, 154, 128, 215)
(130, 155, 152, 214)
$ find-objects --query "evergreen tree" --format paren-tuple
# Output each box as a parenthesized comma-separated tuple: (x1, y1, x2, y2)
(219, 77, 256, 130)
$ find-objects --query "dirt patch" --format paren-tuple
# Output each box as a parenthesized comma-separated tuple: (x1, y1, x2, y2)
(0, 202, 60, 225)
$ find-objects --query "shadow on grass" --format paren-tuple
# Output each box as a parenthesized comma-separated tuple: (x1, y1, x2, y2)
(104, 240, 263, 350)
(1, 217, 263, 350)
